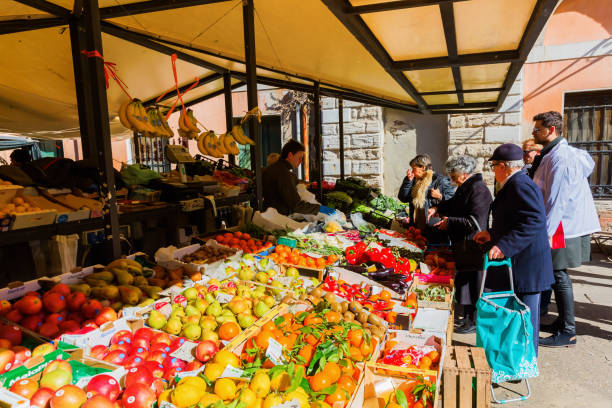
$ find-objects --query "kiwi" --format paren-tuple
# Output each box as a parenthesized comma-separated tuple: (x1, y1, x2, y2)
(324, 293, 336, 304)
(344, 311, 355, 321)
(310, 288, 323, 298)
(367, 313, 383, 326)
(349, 301, 363, 314)
(330, 302, 342, 313)
(341, 302, 349, 313)
(357, 311, 368, 324)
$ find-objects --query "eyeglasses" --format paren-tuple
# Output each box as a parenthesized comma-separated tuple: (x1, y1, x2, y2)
(488, 162, 503, 169)
(523, 149, 537, 154)
(532, 127, 547, 133)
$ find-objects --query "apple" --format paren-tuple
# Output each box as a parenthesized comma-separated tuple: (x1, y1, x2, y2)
(9, 378, 39, 399)
(103, 350, 127, 365)
(58, 320, 81, 334)
(109, 342, 131, 354)
(149, 332, 171, 347)
(66, 312, 84, 325)
(123, 355, 145, 369)
(169, 337, 186, 351)
(82, 300, 102, 319)
(38, 323, 59, 339)
(110, 330, 132, 345)
(42, 292, 66, 314)
(82, 395, 115, 408)
(30, 387, 54, 408)
(50, 283, 70, 298)
(11, 345, 32, 367)
(162, 367, 182, 382)
(124, 366, 155, 388)
(131, 337, 149, 350)
(184, 360, 203, 371)
(145, 350, 167, 364)
(133, 328, 154, 342)
(130, 347, 148, 359)
(195, 340, 218, 363)
(43, 360, 72, 377)
(67, 292, 87, 312)
(45, 313, 64, 326)
(94, 308, 117, 327)
(40, 369, 72, 391)
(0, 339, 11, 348)
(50, 384, 86, 408)
(21, 314, 44, 332)
(151, 378, 165, 397)
(121, 384, 155, 408)
(85, 374, 121, 401)
(162, 356, 185, 371)
(16, 295, 43, 315)
(5, 309, 23, 323)
(89, 345, 109, 360)
(142, 361, 164, 378)
(0, 348, 15, 373)
(32, 343, 56, 358)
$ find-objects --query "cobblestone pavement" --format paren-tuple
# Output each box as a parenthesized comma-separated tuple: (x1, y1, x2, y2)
(451, 252, 612, 408)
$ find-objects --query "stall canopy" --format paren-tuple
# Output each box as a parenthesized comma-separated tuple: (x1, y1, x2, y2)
(0, 0, 558, 139)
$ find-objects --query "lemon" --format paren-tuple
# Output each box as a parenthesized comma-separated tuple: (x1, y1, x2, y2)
(199, 393, 222, 407)
(270, 371, 291, 392)
(178, 375, 207, 389)
(204, 363, 225, 382)
(250, 372, 271, 398)
(157, 389, 172, 405)
(214, 378, 237, 400)
(239, 388, 257, 407)
(171, 384, 202, 408)
(284, 390, 310, 408)
(263, 394, 283, 408)
(213, 350, 240, 368)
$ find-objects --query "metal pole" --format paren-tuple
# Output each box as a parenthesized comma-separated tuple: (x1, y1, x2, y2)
(339, 97, 345, 180)
(314, 82, 323, 202)
(224, 72, 236, 165)
(70, 0, 121, 258)
(242, 0, 262, 210)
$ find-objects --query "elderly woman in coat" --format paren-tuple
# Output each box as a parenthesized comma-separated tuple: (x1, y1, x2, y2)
(429, 155, 493, 333)
(398, 154, 454, 243)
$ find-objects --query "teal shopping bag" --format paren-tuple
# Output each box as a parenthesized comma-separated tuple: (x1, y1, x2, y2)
(476, 256, 538, 384)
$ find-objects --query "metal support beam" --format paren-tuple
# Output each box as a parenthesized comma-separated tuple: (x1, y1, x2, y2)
(183, 81, 245, 108)
(242, 0, 262, 210)
(71, 0, 121, 258)
(496, 0, 559, 110)
(314, 83, 323, 202)
(344, 0, 467, 14)
(13, 0, 71, 16)
(142, 72, 222, 107)
(322, 0, 429, 112)
(223, 72, 236, 165)
(420, 87, 503, 96)
(428, 102, 497, 109)
(430, 108, 495, 114)
(338, 97, 345, 180)
(438, 1, 463, 106)
(99, 0, 232, 19)
(392, 50, 519, 71)
(0, 17, 67, 35)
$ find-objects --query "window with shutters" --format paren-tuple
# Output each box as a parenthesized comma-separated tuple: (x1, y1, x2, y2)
(564, 90, 612, 198)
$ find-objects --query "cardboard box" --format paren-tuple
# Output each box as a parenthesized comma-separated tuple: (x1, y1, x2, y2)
(409, 276, 454, 310)
(155, 241, 242, 275)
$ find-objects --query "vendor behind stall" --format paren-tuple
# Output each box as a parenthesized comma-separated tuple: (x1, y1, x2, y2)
(262, 140, 320, 215)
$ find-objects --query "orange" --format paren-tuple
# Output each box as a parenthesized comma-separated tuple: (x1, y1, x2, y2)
(324, 311, 341, 323)
(297, 344, 314, 366)
(324, 388, 347, 406)
(255, 329, 275, 350)
(304, 313, 322, 326)
(309, 371, 330, 392)
(218, 322, 240, 341)
(427, 350, 440, 364)
(339, 359, 355, 377)
(419, 356, 432, 370)
(360, 339, 374, 358)
(322, 361, 341, 382)
(347, 329, 363, 348)
(337, 375, 357, 394)
(379, 290, 391, 302)
(348, 346, 362, 361)
(304, 333, 319, 346)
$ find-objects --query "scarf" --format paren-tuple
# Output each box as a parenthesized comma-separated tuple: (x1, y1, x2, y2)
(411, 170, 434, 230)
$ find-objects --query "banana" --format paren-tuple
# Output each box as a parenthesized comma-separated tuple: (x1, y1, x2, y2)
(188, 131, 199, 140)
(126, 101, 147, 133)
(146, 108, 163, 137)
(216, 134, 228, 155)
(222, 133, 240, 155)
(205, 131, 221, 157)
(156, 107, 174, 138)
(119, 100, 135, 130)
(136, 102, 157, 133)
(197, 131, 211, 156)
(186, 110, 200, 133)
(231, 124, 255, 145)
(178, 110, 191, 132)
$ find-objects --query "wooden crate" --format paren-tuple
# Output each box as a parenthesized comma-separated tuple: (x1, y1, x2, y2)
(443, 346, 491, 408)
(409, 276, 454, 310)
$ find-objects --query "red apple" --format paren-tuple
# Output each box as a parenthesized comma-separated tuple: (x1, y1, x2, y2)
(11, 345, 31, 367)
(184, 360, 203, 372)
(9, 378, 39, 399)
(82, 395, 115, 408)
(195, 340, 218, 363)
(163, 356, 186, 371)
(0, 348, 15, 373)
(103, 350, 127, 365)
(163, 367, 183, 382)
(21, 314, 44, 332)
(109, 342, 131, 354)
(38, 323, 59, 339)
(131, 337, 149, 350)
(124, 366, 155, 388)
(133, 328, 154, 342)
(5, 309, 23, 323)
(30, 387, 54, 408)
(94, 308, 117, 327)
(85, 374, 121, 401)
(151, 378, 165, 397)
(66, 312, 84, 325)
(25, 291, 42, 299)
(50, 384, 86, 408)
(42, 292, 66, 313)
(45, 313, 64, 326)
(66, 292, 87, 312)
(82, 300, 102, 319)
(169, 337, 187, 351)
(149, 332, 171, 347)
(43, 360, 72, 377)
(142, 361, 164, 378)
(145, 350, 167, 364)
(123, 355, 145, 369)
(121, 384, 155, 408)
(58, 320, 81, 334)
(110, 330, 132, 345)
(130, 346, 148, 359)
(90, 345, 109, 360)
(16, 295, 43, 315)
(149, 344, 171, 354)
(50, 284, 70, 298)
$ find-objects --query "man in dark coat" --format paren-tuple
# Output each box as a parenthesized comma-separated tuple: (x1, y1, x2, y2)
(474, 143, 555, 355)
(262, 140, 320, 216)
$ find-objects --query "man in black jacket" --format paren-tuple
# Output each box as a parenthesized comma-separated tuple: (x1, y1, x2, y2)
(262, 140, 320, 216)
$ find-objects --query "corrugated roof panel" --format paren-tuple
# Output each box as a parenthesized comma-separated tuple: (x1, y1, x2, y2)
(423, 94, 459, 105)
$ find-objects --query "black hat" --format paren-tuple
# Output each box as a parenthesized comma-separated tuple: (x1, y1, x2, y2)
(489, 143, 523, 161)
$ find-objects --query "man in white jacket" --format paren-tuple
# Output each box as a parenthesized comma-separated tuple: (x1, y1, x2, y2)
(530, 111, 601, 347)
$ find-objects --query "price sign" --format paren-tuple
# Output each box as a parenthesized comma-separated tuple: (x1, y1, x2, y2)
(265, 338, 285, 366)
(392, 304, 414, 314)
(370, 286, 383, 296)
(220, 364, 249, 379)
(169, 341, 198, 362)
(121, 307, 140, 319)
(419, 262, 431, 275)
(276, 399, 301, 408)
(216, 293, 234, 304)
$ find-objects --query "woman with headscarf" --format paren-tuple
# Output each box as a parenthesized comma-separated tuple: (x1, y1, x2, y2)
(430, 155, 493, 333)
(398, 154, 454, 243)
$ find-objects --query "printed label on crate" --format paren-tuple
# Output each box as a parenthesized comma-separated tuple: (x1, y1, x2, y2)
(265, 337, 285, 366)
(216, 293, 234, 304)
(75, 375, 93, 389)
(160, 286, 183, 299)
(153, 300, 173, 318)
(176, 365, 205, 379)
(58, 333, 89, 348)
(173, 294, 188, 307)
(121, 307, 140, 319)
(370, 285, 383, 296)
(220, 364, 249, 379)
(207, 285, 219, 292)
(419, 262, 431, 275)
(169, 341, 198, 362)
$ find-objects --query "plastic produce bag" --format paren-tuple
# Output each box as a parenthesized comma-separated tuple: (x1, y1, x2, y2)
(120, 164, 162, 186)
(253, 208, 309, 232)
(297, 184, 320, 205)
(49, 234, 79, 276)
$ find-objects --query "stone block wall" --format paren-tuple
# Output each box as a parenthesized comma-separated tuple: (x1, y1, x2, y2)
(321, 97, 385, 188)
(595, 200, 612, 232)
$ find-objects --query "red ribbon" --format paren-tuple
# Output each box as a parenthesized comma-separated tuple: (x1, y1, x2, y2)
(81, 50, 132, 99)
(160, 54, 199, 120)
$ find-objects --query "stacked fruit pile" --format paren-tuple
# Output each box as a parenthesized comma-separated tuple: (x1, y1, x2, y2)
(0, 196, 43, 217)
(214, 231, 273, 254)
(269, 245, 338, 269)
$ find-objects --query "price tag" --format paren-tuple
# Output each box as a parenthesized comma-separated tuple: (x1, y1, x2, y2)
(75, 376, 93, 389)
(370, 286, 383, 296)
(276, 399, 301, 408)
(216, 293, 234, 304)
(176, 365, 205, 379)
(121, 307, 140, 319)
(419, 262, 431, 275)
(160, 286, 183, 299)
(220, 364, 249, 379)
(59, 333, 88, 348)
(159, 401, 178, 408)
(169, 341, 198, 362)
(392, 304, 414, 314)
(220, 340, 230, 347)
(265, 338, 285, 366)
(153, 300, 173, 318)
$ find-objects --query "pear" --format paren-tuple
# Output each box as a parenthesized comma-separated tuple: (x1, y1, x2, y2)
(269, 281, 284, 296)
(184, 304, 201, 317)
(258, 258, 269, 269)
(243, 254, 255, 262)
(228, 297, 248, 314)
(119, 286, 140, 305)
(170, 309, 186, 321)
(182, 324, 201, 341)
(201, 329, 219, 343)
(265, 268, 277, 277)
(101, 285, 119, 300)
(164, 317, 182, 335)
(255, 272, 269, 284)
(285, 267, 299, 278)
(194, 298, 209, 314)
(133, 275, 148, 287)
(251, 286, 266, 299)
(204, 293, 216, 304)
(183, 314, 201, 325)
(183, 287, 198, 301)
(147, 310, 167, 330)
(237, 313, 255, 329)
(200, 316, 218, 331)
(115, 270, 134, 286)
(262, 295, 275, 308)
(238, 267, 255, 281)
(205, 301, 222, 317)
(254, 301, 270, 318)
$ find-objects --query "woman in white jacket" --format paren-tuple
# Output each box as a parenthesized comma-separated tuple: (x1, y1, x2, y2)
(530, 111, 600, 348)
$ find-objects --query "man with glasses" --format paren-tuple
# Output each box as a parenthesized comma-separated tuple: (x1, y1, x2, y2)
(522, 138, 542, 170)
(529, 111, 600, 348)
(474, 143, 554, 356)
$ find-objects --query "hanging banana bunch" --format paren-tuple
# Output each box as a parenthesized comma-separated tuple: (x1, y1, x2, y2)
(229, 106, 260, 146)
(178, 108, 200, 140)
(119, 98, 157, 134)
